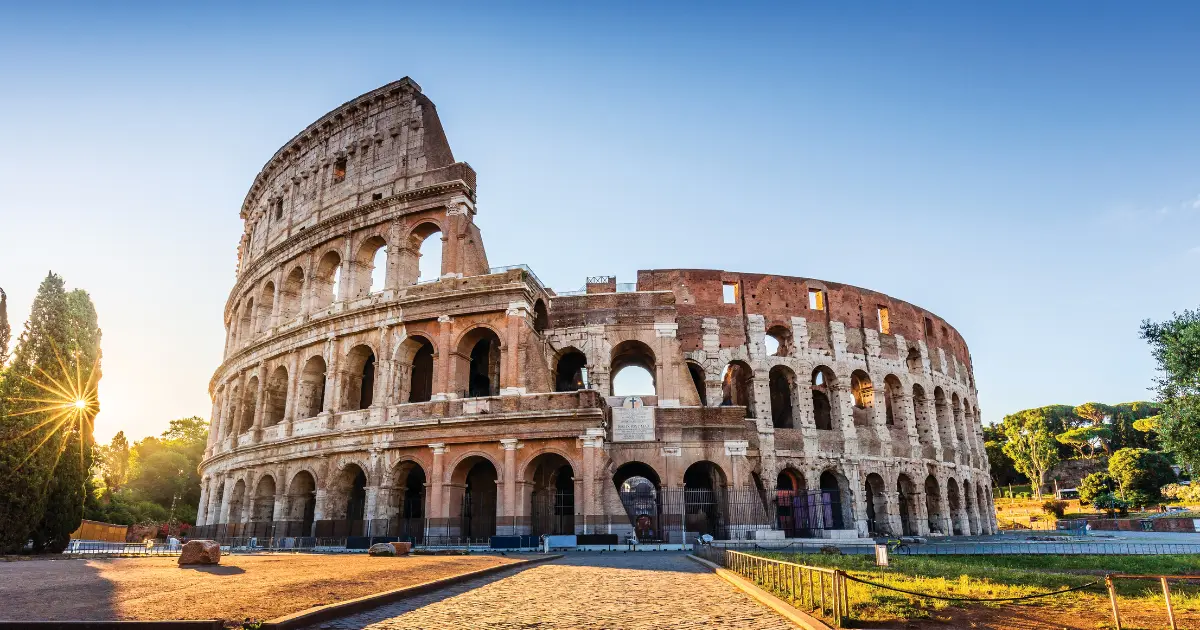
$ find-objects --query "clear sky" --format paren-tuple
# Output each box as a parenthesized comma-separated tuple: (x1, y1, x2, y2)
(2, 2, 1199, 443)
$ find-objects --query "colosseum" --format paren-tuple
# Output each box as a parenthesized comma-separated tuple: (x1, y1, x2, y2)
(194, 77, 997, 546)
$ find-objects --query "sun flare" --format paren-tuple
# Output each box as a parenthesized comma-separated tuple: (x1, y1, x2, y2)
(7, 342, 100, 472)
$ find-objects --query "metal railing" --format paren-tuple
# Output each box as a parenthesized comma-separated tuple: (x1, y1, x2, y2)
(696, 546, 848, 627)
(1106, 574, 1200, 630)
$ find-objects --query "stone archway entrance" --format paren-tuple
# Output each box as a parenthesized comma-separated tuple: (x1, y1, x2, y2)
(449, 457, 498, 541)
(526, 453, 575, 537)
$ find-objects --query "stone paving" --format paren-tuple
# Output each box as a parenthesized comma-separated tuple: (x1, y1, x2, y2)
(310, 552, 796, 629)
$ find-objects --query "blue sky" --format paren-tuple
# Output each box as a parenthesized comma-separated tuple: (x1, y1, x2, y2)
(2, 2, 1198, 441)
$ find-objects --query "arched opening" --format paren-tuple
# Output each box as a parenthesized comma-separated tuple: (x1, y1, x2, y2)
(614, 462, 663, 543)
(532, 299, 548, 334)
(280, 267, 304, 322)
(554, 349, 588, 392)
(721, 361, 754, 417)
(450, 457, 498, 541)
(924, 475, 943, 534)
(897, 474, 917, 536)
(354, 235, 388, 297)
(883, 375, 902, 427)
(212, 481, 225, 524)
(239, 376, 259, 434)
(286, 471, 317, 536)
(775, 468, 811, 537)
(864, 473, 889, 535)
(263, 366, 288, 427)
(850, 370, 874, 427)
(811, 367, 836, 430)
(769, 365, 795, 428)
(946, 478, 963, 535)
(953, 394, 970, 454)
(818, 471, 846, 529)
(906, 347, 922, 373)
(257, 282, 275, 333)
(314, 250, 342, 308)
(409, 339, 434, 403)
(976, 483, 990, 534)
(457, 328, 501, 398)
(686, 361, 707, 406)
(406, 223, 443, 284)
(526, 453, 575, 537)
(228, 479, 247, 524)
(934, 387, 954, 462)
(298, 356, 327, 418)
(252, 476, 276, 522)
(961, 480, 979, 535)
(913, 384, 935, 458)
(239, 298, 255, 346)
(329, 464, 368, 523)
(222, 384, 239, 438)
(611, 340, 657, 397)
(765, 325, 792, 357)
(392, 461, 426, 543)
(683, 461, 728, 539)
(342, 345, 376, 410)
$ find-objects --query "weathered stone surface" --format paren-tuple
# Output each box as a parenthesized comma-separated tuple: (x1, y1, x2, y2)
(369, 543, 397, 557)
(389, 542, 412, 555)
(178, 540, 220, 565)
(195, 79, 997, 543)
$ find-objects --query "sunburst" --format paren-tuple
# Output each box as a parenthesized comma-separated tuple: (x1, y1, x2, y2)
(5, 342, 100, 474)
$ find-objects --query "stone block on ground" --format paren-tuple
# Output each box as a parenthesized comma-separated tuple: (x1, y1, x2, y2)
(369, 542, 397, 556)
(178, 540, 221, 566)
(389, 542, 412, 555)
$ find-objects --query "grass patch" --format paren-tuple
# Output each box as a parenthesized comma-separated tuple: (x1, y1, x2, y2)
(750, 552, 1200, 623)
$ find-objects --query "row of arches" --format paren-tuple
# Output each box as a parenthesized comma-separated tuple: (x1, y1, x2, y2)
(228, 224, 444, 353)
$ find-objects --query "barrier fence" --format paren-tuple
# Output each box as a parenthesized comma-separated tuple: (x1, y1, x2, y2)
(1106, 574, 1200, 630)
(695, 546, 849, 627)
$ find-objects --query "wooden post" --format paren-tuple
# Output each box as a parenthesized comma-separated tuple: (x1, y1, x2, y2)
(1162, 577, 1177, 630)
(1106, 575, 1122, 630)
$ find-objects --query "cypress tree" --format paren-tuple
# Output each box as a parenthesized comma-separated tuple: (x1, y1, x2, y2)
(0, 274, 101, 553)
(0, 287, 10, 367)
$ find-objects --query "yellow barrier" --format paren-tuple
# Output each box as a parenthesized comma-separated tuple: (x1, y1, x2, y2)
(69, 519, 129, 543)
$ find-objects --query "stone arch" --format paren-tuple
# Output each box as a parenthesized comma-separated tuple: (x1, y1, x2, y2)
(611, 339, 657, 396)
(906, 346, 923, 373)
(897, 473, 918, 536)
(404, 221, 444, 285)
(342, 344, 377, 410)
(390, 459, 427, 542)
(962, 478, 980, 535)
(554, 347, 588, 392)
(532, 299, 548, 334)
(850, 370, 874, 427)
(257, 282, 275, 333)
(774, 467, 812, 536)
(448, 454, 498, 540)
(613, 461, 663, 542)
(285, 469, 317, 534)
(263, 365, 288, 427)
(252, 474, 277, 522)
(864, 472, 890, 535)
(768, 365, 796, 428)
(222, 382, 239, 438)
(883, 374, 903, 427)
(811, 366, 837, 430)
(946, 477, 964, 535)
(934, 387, 955, 462)
(524, 452, 575, 536)
(721, 360, 754, 417)
(352, 234, 389, 297)
(238, 298, 255, 346)
(228, 478, 248, 523)
(912, 384, 935, 458)
(298, 355, 327, 418)
(683, 461, 729, 538)
(765, 324, 793, 357)
(313, 248, 342, 309)
(924, 474, 944, 534)
(280, 266, 305, 322)
(817, 469, 852, 530)
(685, 361, 707, 406)
(327, 461, 369, 521)
(395, 334, 436, 403)
(238, 376, 259, 434)
(455, 326, 502, 398)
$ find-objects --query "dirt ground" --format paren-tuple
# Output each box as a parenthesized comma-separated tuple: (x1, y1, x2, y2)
(873, 599, 1199, 629)
(0, 553, 522, 624)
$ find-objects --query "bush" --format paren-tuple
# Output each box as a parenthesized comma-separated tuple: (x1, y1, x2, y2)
(1042, 500, 1068, 518)
(1079, 472, 1115, 506)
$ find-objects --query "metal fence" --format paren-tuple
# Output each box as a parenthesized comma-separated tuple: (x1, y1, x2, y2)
(695, 545, 849, 627)
(710, 540, 1200, 556)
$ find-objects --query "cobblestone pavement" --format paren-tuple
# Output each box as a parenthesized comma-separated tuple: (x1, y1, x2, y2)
(311, 552, 795, 629)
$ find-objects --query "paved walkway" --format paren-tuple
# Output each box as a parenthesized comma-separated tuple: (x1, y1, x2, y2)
(309, 552, 795, 629)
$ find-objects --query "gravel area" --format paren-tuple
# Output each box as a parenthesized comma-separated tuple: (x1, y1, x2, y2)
(0, 553, 523, 623)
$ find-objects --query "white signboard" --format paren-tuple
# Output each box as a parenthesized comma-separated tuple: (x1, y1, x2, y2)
(612, 397, 656, 442)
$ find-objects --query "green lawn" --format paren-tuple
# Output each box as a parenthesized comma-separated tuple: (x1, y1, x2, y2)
(750, 552, 1200, 623)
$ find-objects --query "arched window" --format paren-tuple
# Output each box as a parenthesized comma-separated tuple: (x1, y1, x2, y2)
(906, 347, 922, 373)
(263, 366, 288, 427)
(864, 473, 888, 535)
(314, 250, 342, 308)
(818, 471, 845, 529)
(686, 362, 707, 406)
(613, 462, 663, 543)
(768, 365, 795, 428)
(253, 476, 276, 522)
(410, 339, 434, 403)
(239, 376, 258, 434)
(532, 299, 548, 333)
(811, 367, 836, 430)
(555, 349, 588, 392)
(934, 387, 954, 462)
(298, 356, 326, 418)
(354, 235, 388, 297)
(342, 345, 376, 410)
(883, 375, 903, 427)
(765, 325, 792, 357)
(457, 328, 501, 398)
(280, 267, 304, 321)
(850, 370, 874, 427)
(404, 223, 443, 284)
(720, 361, 753, 416)
(450, 456, 498, 540)
(611, 340, 656, 397)
(239, 298, 255, 346)
(257, 282, 275, 333)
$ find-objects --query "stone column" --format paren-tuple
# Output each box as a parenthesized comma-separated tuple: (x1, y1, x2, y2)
(501, 304, 526, 395)
(655, 322, 681, 407)
(207, 475, 224, 525)
(913, 483, 930, 536)
(196, 479, 210, 526)
(337, 236, 353, 302)
(270, 269, 283, 330)
(251, 363, 267, 443)
(435, 315, 454, 398)
(500, 439, 519, 534)
(427, 443, 447, 535)
(580, 430, 603, 534)
(312, 489, 328, 522)
(322, 336, 338, 420)
(834, 382, 860, 455)
(272, 491, 288, 521)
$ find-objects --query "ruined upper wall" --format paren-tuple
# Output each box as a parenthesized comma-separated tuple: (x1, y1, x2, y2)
(236, 78, 476, 272)
(636, 269, 974, 381)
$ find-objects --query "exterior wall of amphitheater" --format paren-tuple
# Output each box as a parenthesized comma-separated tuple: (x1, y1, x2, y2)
(196, 77, 997, 540)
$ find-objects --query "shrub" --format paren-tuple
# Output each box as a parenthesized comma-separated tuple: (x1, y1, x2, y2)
(1042, 500, 1068, 518)
(1079, 472, 1115, 506)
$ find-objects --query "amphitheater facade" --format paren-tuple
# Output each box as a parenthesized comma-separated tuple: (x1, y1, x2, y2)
(195, 78, 997, 543)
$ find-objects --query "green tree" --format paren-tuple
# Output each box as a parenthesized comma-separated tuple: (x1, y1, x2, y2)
(1108, 447, 1175, 506)
(29, 287, 101, 552)
(1078, 471, 1114, 506)
(97, 431, 130, 497)
(983, 424, 1025, 486)
(0, 287, 10, 367)
(1140, 310, 1200, 470)
(1056, 425, 1112, 459)
(1002, 409, 1061, 499)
